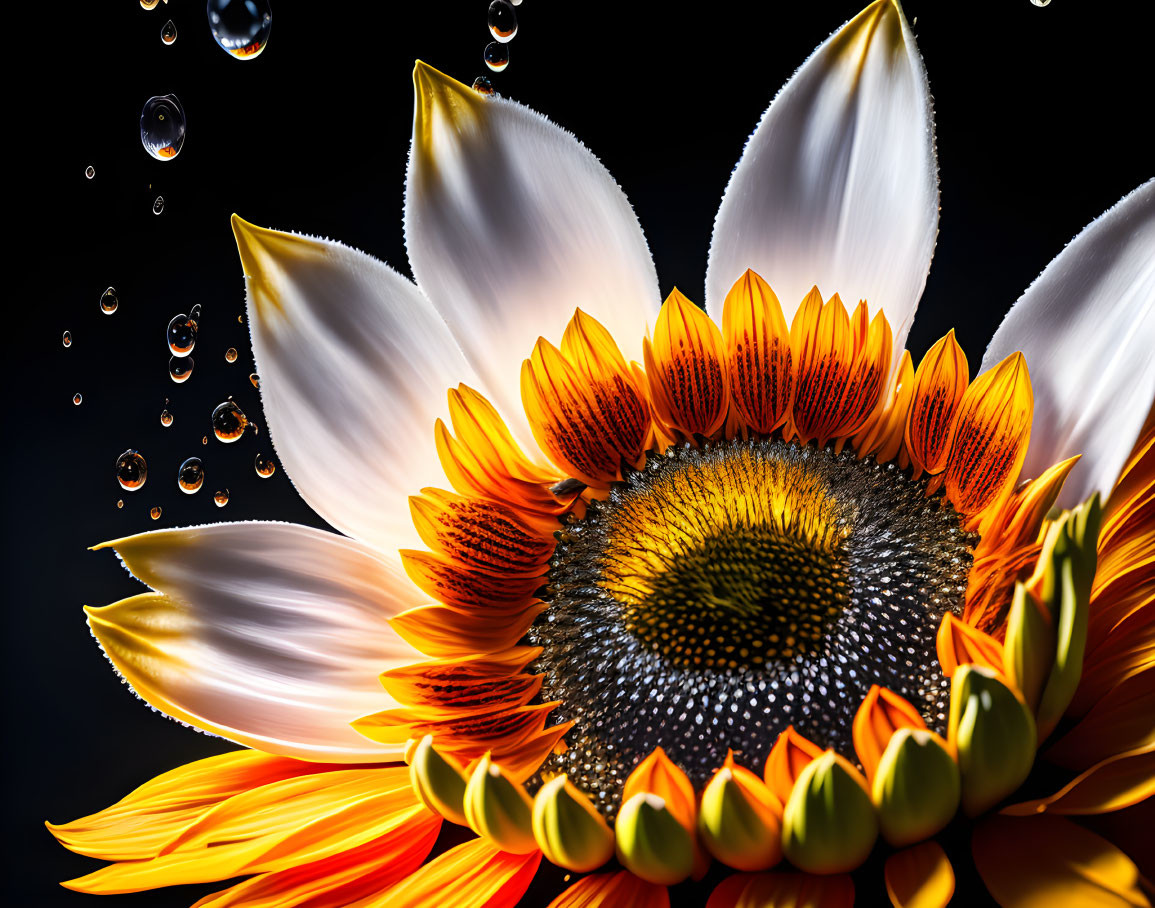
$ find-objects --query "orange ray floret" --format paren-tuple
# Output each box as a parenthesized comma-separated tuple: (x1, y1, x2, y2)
(354, 700, 561, 757)
(763, 725, 824, 804)
(380, 648, 542, 713)
(521, 310, 652, 487)
(623, 746, 698, 833)
(853, 685, 930, 783)
(906, 330, 969, 476)
(936, 613, 1005, 678)
(944, 352, 1033, 519)
(852, 350, 915, 466)
(644, 289, 729, 438)
(390, 602, 544, 659)
(707, 871, 855, 908)
(722, 269, 794, 435)
(401, 548, 544, 613)
(884, 841, 955, 908)
(548, 869, 670, 908)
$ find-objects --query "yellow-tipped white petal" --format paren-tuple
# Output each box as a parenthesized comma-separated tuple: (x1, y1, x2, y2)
(87, 522, 424, 762)
(982, 180, 1155, 508)
(232, 215, 477, 556)
(706, 0, 937, 363)
(405, 62, 659, 448)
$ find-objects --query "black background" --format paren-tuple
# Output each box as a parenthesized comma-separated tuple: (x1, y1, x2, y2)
(5, 0, 1153, 904)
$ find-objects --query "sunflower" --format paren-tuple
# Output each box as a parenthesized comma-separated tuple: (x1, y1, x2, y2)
(50, 2, 1153, 906)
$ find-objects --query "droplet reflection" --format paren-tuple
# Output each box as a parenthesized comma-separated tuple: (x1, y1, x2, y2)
(63, 331, 72, 347)
(178, 457, 205, 494)
(140, 94, 187, 161)
(213, 489, 230, 507)
(72, 392, 83, 406)
(254, 453, 276, 478)
(224, 347, 238, 363)
(85, 165, 95, 180)
(152, 195, 165, 215)
(207, 0, 273, 59)
(161, 19, 177, 44)
(484, 42, 510, 72)
(116, 450, 148, 491)
(212, 400, 248, 442)
(169, 356, 195, 383)
(150, 506, 163, 520)
(160, 408, 174, 427)
(167, 314, 197, 356)
(488, 1, 517, 42)
(100, 287, 119, 315)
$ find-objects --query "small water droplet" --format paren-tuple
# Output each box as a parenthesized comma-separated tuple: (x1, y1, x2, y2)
(153, 195, 165, 215)
(169, 355, 195, 383)
(237, 314, 244, 324)
(72, 392, 83, 406)
(472, 76, 495, 95)
(85, 165, 95, 180)
(202, 435, 208, 445)
(160, 408, 174, 427)
(208, 0, 272, 59)
(167, 313, 197, 356)
(116, 450, 148, 491)
(1030, 0, 1051, 6)
(254, 453, 276, 478)
(150, 505, 163, 520)
(161, 19, 177, 44)
(62, 330, 72, 347)
(141, 0, 159, 9)
(484, 42, 510, 72)
(189, 302, 203, 322)
(248, 372, 260, 389)
(140, 94, 187, 161)
(224, 347, 238, 363)
(510, 0, 522, 6)
(488, 1, 518, 42)
(116, 499, 124, 509)
(212, 400, 248, 442)
(213, 488, 230, 507)
(100, 287, 119, 315)
(177, 456, 205, 494)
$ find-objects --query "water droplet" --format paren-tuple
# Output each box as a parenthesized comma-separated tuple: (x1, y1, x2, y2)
(250, 419, 260, 436)
(116, 499, 124, 509)
(140, 94, 187, 161)
(62, 330, 72, 347)
(472, 76, 495, 95)
(484, 42, 510, 72)
(152, 195, 165, 215)
(1030, 0, 1051, 5)
(488, 1, 517, 42)
(254, 453, 276, 478)
(167, 313, 197, 356)
(177, 456, 205, 494)
(169, 355, 195, 383)
(161, 19, 177, 44)
(116, 450, 148, 491)
(189, 302, 203, 322)
(212, 400, 248, 442)
(150, 505, 163, 520)
(237, 314, 244, 324)
(85, 165, 95, 180)
(213, 489, 230, 507)
(248, 372, 260, 389)
(141, 0, 159, 9)
(100, 287, 119, 315)
(160, 408, 174, 427)
(225, 347, 238, 363)
(208, 0, 273, 59)
(72, 392, 83, 406)
(202, 435, 208, 445)
(510, 0, 522, 6)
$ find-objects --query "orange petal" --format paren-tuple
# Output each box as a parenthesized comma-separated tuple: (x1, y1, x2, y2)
(706, 871, 854, 908)
(644, 288, 729, 438)
(389, 603, 544, 658)
(852, 685, 930, 783)
(722, 269, 794, 435)
(790, 288, 851, 445)
(622, 746, 698, 833)
(400, 549, 543, 613)
(380, 648, 542, 712)
(191, 811, 441, 907)
(884, 841, 955, 908)
(972, 814, 1149, 907)
(409, 488, 554, 579)
(370, 836, 542, 908)
(852, 350, 915, 465)
(944, 353, 1033, 518)
(47, 751, 339, 862)
(353, 701, 559, 760)
(906, 330, 969, 476)
(763, 726, 825, 805)
(1074, 618, 1155, 716)
(548, 870, 670, 908)
(836, 302, 893, 442)
(935, 613, 1005, 679)
(1003, 744, 1155, 817)
(1045, 667, 1155, 771)
(521, 311, 651, 487)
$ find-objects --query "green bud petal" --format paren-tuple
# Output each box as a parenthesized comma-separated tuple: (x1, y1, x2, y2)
(872, 728, 960, 847)
(532, 775, 614, 872)
(1003, 583, 1055, 712)
(782, 751, 878, 874)
(463, 754, 537, 854)
(949, 665, 1036, 816)
(615, 792, 694, 885)
(409, 735, 467, 826)
(698, 767, 783, 871)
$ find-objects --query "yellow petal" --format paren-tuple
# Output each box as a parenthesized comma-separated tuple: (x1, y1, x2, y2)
(885, 841, 955, 908)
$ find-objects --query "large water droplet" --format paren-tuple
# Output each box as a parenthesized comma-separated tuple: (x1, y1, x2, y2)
(141, 0, 160, 9)
(72, 392, 83, 406)
(212, 400, 248, 442)
(208, 0, 273, 60)
(213, 488, 230, 507)
(488, 1, 517, 42)
(62, 330, 72, 347)
(161, 19, 177, 44)
(167, 314, 197, 356)
(254, 453, 276, 478)
(160, 408, 174, 427)
(152, 195, 165, 215)
(150, 505, 163, 520)
(1030, 0, 1051, 5)
(472, 76, 495, 96)
(169, 356, 195, 383)
(85, 165, 95, 180)
(248, 372, 260, 389)
(178, 457, 205, 494)
(140, 94, 187, 161)
(116, 450, 148, 491)
(224, 347, 238, 363)
(484, 42, 510, 72)
(100, 287, 119, 315)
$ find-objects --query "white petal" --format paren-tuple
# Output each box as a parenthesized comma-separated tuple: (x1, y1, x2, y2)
(404, 62, 660, 443)
(87, 522, 424, 762)
(982, 180, 1155, 508)
(705, 0, 937, 360)
(233, 216, 476, 556)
